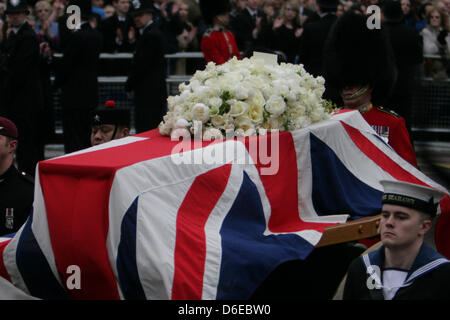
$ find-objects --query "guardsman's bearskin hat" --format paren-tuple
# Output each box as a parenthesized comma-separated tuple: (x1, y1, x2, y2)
(199, 0, 231, 25)
(323, 12, 398, 106)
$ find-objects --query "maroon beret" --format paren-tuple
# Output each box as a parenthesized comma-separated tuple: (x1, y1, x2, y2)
(0, 117, 18, 139)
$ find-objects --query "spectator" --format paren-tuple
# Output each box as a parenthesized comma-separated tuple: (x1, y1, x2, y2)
(151, 0, 184, 53)
(92, 0, 106, 19)
(271, 0, 303, 63)
(230, 0, 248, 19)
(0, 0, 43, 176)
(337, 2, 346, 16)
(343, 180, 450, 300)
(176, 0, 198, 52)
(49, 0, 66, 23)
(175, 0, 199, 74)
(180, 0, 202, 25)
(53, 0, 103, 153)
(230, 0, 273, 55)
(104, 4, 116, 18)
(34, 0, 60, 48)
(324, 12, 418, 167)
(415, 1, 433, 32)
(299, 0, 321, 26)
(382, 0, 423, 136)
(421, 4, 450, 79)
(100, 0, 136, 52)
(401, 0, 419, 28)
(0, 117, 34, 237)
(90, 100, 130, 146)
(199, 0, 241, 65)
(298, 0, 338, 77)
(126, 0, 167, 133)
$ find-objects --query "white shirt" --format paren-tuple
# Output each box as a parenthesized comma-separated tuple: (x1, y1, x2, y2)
(382, 269, 408, 300)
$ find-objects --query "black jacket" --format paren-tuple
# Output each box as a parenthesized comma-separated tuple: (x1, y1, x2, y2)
(54, 23, 102, 109)
(230, 7, 272, 53)
(0, 165, 34, 236)
(100, 14, 136, 53)
(298, 13, 337, 77)
(126, 22, 167, 127)
(0, 22, 42, 116)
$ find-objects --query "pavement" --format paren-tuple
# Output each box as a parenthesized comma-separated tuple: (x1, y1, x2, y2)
(44, 140, 450, 190)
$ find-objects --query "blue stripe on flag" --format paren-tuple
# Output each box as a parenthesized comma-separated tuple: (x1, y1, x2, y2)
(16, 209, 69, 299)
(116, 197, 146, 300)
(310, 133, 382, 219)
(217, 171, 314, 300)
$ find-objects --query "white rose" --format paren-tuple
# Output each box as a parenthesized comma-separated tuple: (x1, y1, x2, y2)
(290, 116, 312, 130)
(174, 118, 190, 129)
(158, 121, 172, 136)
(234, 116, 255, 131)
(246, 90, 265, 108)
(244, 128, 257, 136)
(211, 114, 225, 127)
(203, 128, 224, 141)
(208, 97, 222, 109)
(234, 128, 245, 137)
(265, 95, 286, 117)
(247, 103, 264, 124)
(170, 127, 191, 140)
(230, 101, 249, 117)
(191, 103, 210, 123)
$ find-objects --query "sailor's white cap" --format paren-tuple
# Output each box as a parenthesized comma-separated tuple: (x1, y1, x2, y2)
(380, 180, 447, 217)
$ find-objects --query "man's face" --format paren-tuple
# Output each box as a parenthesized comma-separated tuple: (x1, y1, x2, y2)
(6, 12, 28, 27)
(341, 85, 373, 109)
(90, 124, 129, 146)
(247, 0, 260, 11)
(0, 135, 16, 160)
(380, 204, 431, 249)
(115, 0, 130, 15)
(133, 12, 152, 28)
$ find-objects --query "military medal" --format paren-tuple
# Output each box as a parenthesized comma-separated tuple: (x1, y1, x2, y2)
(5, 208, 14, 230)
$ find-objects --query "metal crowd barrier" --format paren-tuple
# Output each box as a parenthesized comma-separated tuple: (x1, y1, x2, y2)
(52, 52, 450, 136)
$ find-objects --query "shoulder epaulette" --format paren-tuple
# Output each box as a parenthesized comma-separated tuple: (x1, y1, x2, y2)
(376, 106, 400, 118)
(19, 171, 34, 185)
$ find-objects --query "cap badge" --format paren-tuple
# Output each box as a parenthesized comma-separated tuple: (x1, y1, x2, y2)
(11, 0, 20, 7)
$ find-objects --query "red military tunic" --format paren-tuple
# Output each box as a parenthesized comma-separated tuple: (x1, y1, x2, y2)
(361, 104, 418, 167)
(200, 27, 241, 65)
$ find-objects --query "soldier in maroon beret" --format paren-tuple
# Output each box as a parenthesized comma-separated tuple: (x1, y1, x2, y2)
(0, 116, 33, 236)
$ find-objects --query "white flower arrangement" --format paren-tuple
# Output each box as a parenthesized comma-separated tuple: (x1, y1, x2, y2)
(159, 56, 333, 140)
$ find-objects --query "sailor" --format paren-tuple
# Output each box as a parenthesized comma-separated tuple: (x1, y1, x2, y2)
(199, 0, 241, 65)
(343, 180, 450, 300)
(90, 100, 131, 146)
(0, 117, 34, 237)
(323, 11, 418, 167)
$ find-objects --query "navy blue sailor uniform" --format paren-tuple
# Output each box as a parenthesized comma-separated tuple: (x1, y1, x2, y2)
(0, 165, 34, 236)
(343, 242, 450, 300)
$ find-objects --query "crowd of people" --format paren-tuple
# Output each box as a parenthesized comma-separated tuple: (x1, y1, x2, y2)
(0, 0, 448, 170)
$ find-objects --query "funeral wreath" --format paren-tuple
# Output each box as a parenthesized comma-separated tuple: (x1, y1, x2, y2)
(159, 56, 333, 140)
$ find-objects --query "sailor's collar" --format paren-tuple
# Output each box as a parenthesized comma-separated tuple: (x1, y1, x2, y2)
(365, 242, 449, 285)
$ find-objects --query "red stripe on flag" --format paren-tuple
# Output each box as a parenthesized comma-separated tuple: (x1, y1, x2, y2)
(0, 240, 12, 283)
(341, 121, 430, 186)
(171, 164, 232, 300)
(39, 169, 120, 299)
(243, 133, 336, 234)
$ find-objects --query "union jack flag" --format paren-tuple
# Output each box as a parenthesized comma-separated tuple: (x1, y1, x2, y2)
(0, 110, 448, 299)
